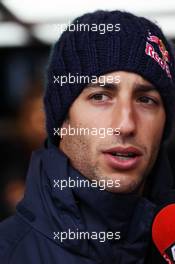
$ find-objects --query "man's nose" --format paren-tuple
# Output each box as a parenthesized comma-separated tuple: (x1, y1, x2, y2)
(112, 102, 137, 137)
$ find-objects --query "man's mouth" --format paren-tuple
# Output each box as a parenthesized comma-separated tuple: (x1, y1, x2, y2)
(110, 152, 137, 160)
(102, 146, 142, 170)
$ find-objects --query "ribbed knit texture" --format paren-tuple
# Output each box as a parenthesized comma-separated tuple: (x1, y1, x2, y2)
(44, 10, 175, 144)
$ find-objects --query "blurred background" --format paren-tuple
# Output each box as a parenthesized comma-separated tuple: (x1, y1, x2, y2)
(0, 0, 175, 220)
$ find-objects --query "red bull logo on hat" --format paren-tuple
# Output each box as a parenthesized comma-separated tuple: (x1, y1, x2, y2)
(145, 32, 172, 79)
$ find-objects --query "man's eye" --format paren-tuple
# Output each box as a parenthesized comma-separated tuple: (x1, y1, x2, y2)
(137, 96, 157, 105)
(90, 93, 109, 101)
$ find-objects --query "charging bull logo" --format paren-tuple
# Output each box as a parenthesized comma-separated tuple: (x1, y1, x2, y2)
(145, 32, 172, 79)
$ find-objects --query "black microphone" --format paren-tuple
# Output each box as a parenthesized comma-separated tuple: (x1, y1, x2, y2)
(152, 204, 175, 263)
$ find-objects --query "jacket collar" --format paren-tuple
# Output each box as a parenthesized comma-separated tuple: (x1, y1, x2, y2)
(16, 142, 173, 261)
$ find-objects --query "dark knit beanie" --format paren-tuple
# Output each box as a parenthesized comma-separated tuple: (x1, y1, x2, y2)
(44, 10, 175, 145)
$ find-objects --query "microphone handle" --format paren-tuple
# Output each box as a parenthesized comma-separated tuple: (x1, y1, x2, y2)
(163, 252, 175, 264)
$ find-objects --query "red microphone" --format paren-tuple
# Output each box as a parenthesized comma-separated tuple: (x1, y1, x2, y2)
(152, 204, 175, 263)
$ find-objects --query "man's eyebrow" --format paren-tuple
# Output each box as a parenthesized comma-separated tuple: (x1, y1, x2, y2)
(134, 84, 157, 92)
(84, 81, 157, 92)
(85, 81, 117, 90)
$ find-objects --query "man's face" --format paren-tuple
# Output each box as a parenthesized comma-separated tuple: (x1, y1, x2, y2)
(59, 71, 166, 193)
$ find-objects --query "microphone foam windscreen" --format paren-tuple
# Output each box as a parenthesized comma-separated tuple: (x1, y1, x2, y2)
(152, 204, 175, 254)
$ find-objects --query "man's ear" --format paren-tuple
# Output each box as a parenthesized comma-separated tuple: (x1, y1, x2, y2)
(61, 114, 69, 128)
(58, 114, 70, 145)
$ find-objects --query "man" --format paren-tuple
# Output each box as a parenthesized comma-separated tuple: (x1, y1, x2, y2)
(0, 10, 175, 264)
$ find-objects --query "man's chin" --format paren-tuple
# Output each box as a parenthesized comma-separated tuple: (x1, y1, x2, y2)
(99, 172, 144, 194)
(105, 183, 143, 194)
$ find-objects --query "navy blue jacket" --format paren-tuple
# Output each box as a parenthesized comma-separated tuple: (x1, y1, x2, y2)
(0, 143, 174, 263)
